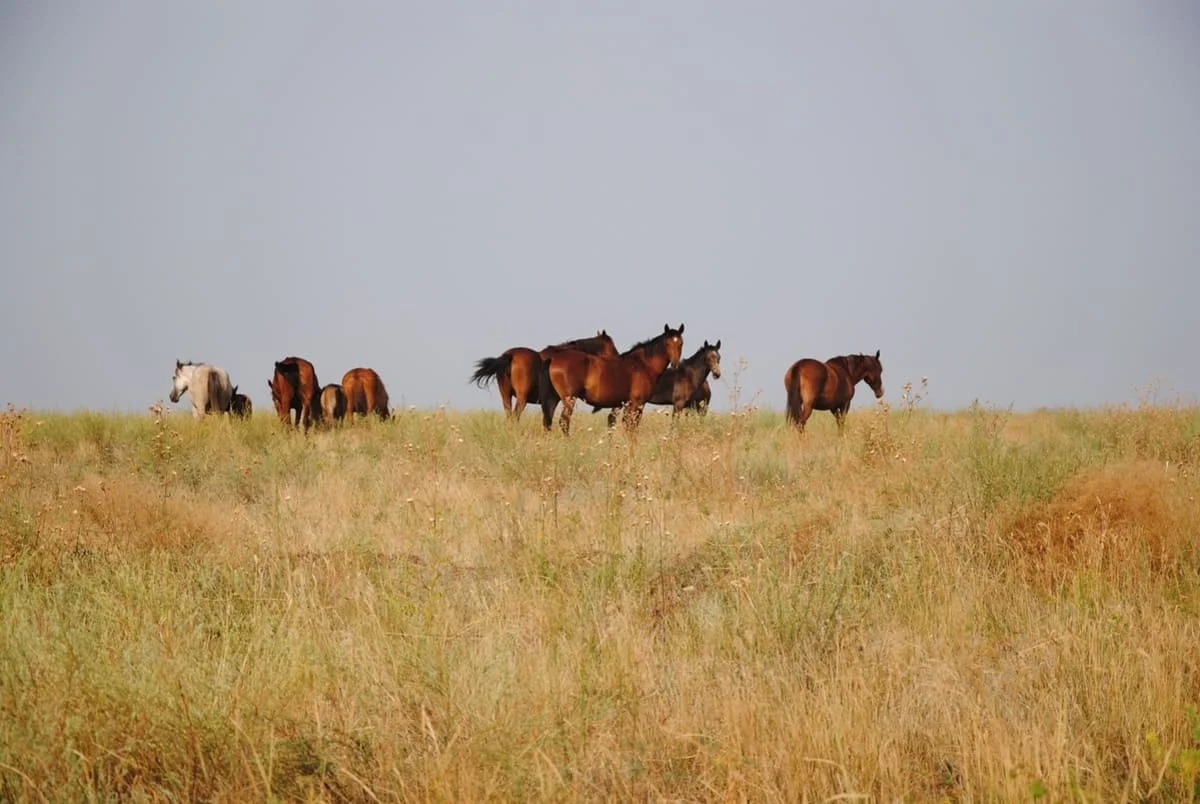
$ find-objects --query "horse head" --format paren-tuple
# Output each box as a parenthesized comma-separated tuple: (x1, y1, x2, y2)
(861, 350, 884, 398)
(703, 339, 722, 380)
(663, 323, 685, 368)
(169, 359, 189, 403)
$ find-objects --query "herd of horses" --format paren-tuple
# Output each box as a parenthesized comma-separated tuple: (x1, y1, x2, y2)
(169, 358, 390, 430)
(167, 325, 884, 436)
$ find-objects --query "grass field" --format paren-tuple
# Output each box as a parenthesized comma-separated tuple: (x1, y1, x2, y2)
(2, 392, 1199, 801)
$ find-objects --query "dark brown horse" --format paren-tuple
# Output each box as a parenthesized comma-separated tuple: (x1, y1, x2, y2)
(319, 383, 346, 425)
(343, 368, 389, 420)
(230, 386, 253, 419)
(651, 339, 721, 418)
(268, 356, 320, 430)
(593, 339, 721, 423)
(471, 331, 618, 422)
(541, 323, 684, 434)
(784, 350, 883, 434)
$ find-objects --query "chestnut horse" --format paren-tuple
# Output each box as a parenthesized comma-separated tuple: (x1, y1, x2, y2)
(471, 331, 618, 422)
(343, 368, 389, 420)
(784, 350, 883, 434)
(230, 386, 253, 419)
(593, 339, 721, 423)
(320, 383, 347, 425)
(541, 323, 684, 434)
(268, 356, 320, 431)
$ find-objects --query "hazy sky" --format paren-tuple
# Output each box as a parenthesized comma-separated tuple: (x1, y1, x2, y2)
(2, 2, 1197, 414)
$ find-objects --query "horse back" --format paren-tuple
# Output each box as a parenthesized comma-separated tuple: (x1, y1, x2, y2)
(790, 358, 854, 410)
(321, 384, 347, 421)
(342, 368, 389, 417)
(275, 357, 319, 408)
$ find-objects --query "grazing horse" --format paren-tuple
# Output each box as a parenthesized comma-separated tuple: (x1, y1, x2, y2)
(541, 323, 684, 435)
(342, 368, 389, 420)
(230, 386, 253, 419)
(471, 331, 618, 422)
(169, 360, 232, 419)
(319, 383, 347, 425)
(784, 350, 883, 434)
(268, 356, 320, 430)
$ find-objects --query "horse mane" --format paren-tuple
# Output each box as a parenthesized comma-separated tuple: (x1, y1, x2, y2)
(623, 324, 683, 356)
(682, 342, 716, 367)
(828, 353, 879, 379)
(623, 331, 670, 356)
(550, 332, 609, 351)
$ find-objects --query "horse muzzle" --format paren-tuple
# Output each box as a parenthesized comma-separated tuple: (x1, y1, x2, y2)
(874, 386, 884, 399)
(169, 390, 181, 403)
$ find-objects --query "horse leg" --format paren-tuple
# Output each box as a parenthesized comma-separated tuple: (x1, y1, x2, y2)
(498, 373, 515, 420)
(513, 394, 527, 422)
(559, 396, 576, 436)
(624, 402, 645, 432)
(797, 399, 815, 434)
(833, 407, 848, 435)
(606, 409, 619, 428)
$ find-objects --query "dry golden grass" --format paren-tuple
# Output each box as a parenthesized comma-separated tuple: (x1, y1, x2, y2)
(0, 399, 1198, 801)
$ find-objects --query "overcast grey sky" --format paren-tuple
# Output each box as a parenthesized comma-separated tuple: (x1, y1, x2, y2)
(2, 2, 1197, 414)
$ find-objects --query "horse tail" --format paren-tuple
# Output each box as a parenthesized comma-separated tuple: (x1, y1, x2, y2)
(538, 356, 561, 431)
(211, 370, 233, 413)
(470, 354, 512, 388)
(785, 368, 802, 426)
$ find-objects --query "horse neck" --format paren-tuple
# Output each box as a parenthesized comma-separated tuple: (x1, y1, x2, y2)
(838, 356, 872, 386)
(627, 340, 670, 375)
(681, 353, 709, 384)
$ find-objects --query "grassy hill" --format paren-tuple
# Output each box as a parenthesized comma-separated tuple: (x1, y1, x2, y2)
(2, 399, 1198, 800)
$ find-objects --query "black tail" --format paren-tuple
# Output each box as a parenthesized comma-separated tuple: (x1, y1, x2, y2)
(538, 358, 560, 431)
(470, 354, 512, 388)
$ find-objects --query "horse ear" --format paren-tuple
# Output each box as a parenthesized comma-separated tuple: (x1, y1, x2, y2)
(267, 379, 273, 390)
(715, 339, 721, 350)
(875, 349, 880, 359)
(678, 323, 685, 333)
(176, 359, 182, 369)
(664, 323, 669, 332)
(703, 339, 709, 348)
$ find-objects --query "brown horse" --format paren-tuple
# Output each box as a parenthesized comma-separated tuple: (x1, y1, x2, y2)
(268, 356, 320, 430)
(471, 331, 618, 422)
(343, 368, 389, 420)
(784, 350, 883, 434)
(651, 339, 721, 418)
(319, 383, 347, 425)
(230, 386, 253, 419)
(593, 339, 721, 423)
(541, 323, 684, 434)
